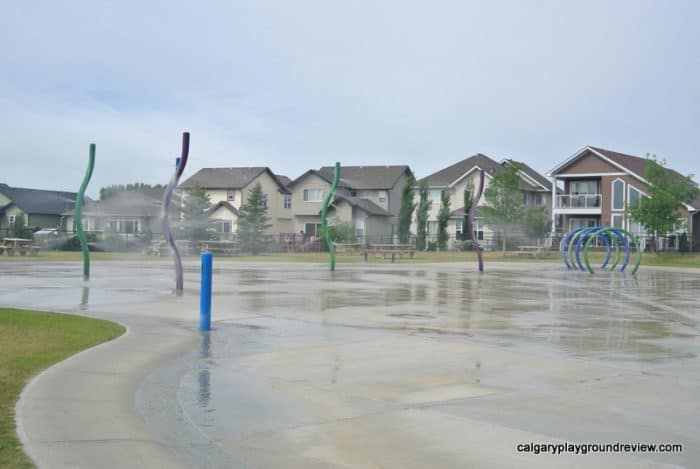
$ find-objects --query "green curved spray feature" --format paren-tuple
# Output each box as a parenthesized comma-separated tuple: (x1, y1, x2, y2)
(75, 143, 95, 281)
(321, 162, 340, 271)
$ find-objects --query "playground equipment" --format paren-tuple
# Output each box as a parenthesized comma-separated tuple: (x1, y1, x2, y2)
(468, 169, 485, 272)
(560, 226, 641, 275)
(200, 251, 212, 331)
(162, 132, 190, 294)
(75, 143, 95, 281)
(320, 162, 341, 271)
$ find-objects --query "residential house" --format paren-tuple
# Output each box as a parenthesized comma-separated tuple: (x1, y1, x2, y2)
(548, 146, 700, 249)
(179, 167, 293, 237)
(287, 165, 413, 241)
(0, 183, 78, 235)
(63, 187, 169, 239)
(416, 154, 554, 248)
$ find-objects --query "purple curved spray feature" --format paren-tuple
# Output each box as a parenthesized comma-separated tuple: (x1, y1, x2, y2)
(162, 132, 190, 295)
(468, 169, 485, 272)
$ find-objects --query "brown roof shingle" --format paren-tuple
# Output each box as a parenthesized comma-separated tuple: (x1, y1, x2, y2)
(317, 165, 411, 190)
(419, 154, 503, 187)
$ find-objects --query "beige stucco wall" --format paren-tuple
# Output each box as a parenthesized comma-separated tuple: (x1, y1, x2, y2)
(209, 205, 238, 223)
(1, 206, 25, 230)
(411, 171, 492, 234)
(290, 173, 331, 217)
(206, 189, 242, 209)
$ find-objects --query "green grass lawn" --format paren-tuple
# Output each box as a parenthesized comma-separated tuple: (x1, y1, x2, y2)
(1, 248, 698, 267)
(0, 308, 125, 468)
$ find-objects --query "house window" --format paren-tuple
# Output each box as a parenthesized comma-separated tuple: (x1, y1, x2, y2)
(109, 218, 139, 234)
(570, 180, 598, 194)
(212, 220, 232, 233)
(362, 190, 376, 198)
(227, 189, 235, 201)
(349, 190, 357, 197)
(628, 219, 645, 235)
(535, 192, 543, 205)
(259, 195, 268, 208)
(427, 221, 439, 235)
(569, 218, 598, 231)
(612, 179, 625, 211)
(283, 194, 292, 209)
(378, 191, 387, 204)
(8, 215, 15, 225)
(612, 214, 623, 228)
(428, 189, 442, 203)
(354, 218, 365, 238)
(473, 218, 484, 240)
(628, 186, 642, 208)
(303, 189, 323, 202)
(455, 219, 463, 238)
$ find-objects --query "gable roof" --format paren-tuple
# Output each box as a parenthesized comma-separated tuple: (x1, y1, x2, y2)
(504, 159, 554, 191)
(419, 154, 503, 187)
(180, 167, 290, 193)
(318, 165, 411, 190)
(0, 183, 78, 215)
(275, 174, 292, 187)
(73, 187, 169, 217)
(206, 201, 239, 217)
(328, 195, 389, 216)
(549, 146, 699, 209)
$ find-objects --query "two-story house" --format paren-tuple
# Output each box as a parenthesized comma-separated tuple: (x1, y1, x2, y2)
(287, 165, 413, 241)
(548, 145, 700, 249)
(179, 167, 293, 237)
(416, 154, 554, 247)
(0, 183, 78, 235)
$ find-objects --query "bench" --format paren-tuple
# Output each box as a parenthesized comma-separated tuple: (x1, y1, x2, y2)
(363, 244, 416, 260)
(517, 245, 549, 258)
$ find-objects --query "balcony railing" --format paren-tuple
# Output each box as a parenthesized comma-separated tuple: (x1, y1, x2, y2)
(556, 194, 601, 209)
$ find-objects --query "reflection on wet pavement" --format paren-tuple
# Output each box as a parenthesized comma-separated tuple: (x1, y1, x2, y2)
(2, 260, 699, 467)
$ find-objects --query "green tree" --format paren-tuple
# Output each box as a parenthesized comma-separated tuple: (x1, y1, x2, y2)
(397, 174, 416, 244)
(319, 218, 355, 251)
(415, 180, 431, 251)
(481, 161, 524, 255)
(11, 213, 27, 238)
(462, 182, 474, 244)
(629, 156, 699, 253)
(180, 186, 212, 242)
(238, 182, 272, 255)
(436, 191, 451, 250)
(523, 206, 552, 243)
(100, 182, 165, 200)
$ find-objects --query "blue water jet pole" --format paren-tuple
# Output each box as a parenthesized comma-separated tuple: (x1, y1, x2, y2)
(200, 251, 213, 331)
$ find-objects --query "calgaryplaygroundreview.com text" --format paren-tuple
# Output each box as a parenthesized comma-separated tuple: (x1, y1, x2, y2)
(516, 442, 683, 455)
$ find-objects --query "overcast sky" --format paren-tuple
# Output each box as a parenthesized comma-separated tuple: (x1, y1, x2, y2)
(2, 0, 698, 197)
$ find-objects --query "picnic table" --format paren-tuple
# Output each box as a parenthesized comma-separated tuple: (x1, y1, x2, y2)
(0, 238, 40, 256)
(363, 243, 416, 260)
(333, 242, 363, 255)
(200, 240, 238, 256)
(517, 245, 549, 257)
